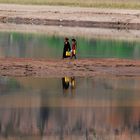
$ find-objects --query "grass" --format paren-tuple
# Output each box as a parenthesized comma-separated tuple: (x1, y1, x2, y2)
(0, 0, 140, 9)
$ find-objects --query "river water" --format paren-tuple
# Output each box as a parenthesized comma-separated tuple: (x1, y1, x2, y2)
(0, 32, 140, 59)
(0, 76, 140, 139)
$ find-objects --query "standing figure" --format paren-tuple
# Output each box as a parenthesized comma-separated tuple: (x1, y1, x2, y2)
(71, 39, 77, 59)
(63, 37, 71, 59)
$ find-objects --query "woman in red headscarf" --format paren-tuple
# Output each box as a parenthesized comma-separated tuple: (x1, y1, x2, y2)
(71, 38, 77, 59)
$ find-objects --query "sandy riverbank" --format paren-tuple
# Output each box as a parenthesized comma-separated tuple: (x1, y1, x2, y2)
(0, 4, 140, 29)
(0, 58, 140, 77)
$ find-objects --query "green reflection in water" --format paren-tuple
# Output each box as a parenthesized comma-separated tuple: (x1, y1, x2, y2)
(0, 32, 140, 59)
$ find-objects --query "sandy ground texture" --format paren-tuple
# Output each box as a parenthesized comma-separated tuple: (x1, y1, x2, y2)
(0, 58, 140, 77)
(0, 4, 140, 29)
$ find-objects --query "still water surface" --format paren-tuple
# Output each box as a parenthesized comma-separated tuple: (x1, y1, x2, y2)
(0, 32, 140, 59)
(0, 76, 140, 139)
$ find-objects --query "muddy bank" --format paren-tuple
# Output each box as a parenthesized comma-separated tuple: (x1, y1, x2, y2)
(0, 4, 140, 29)
(1, 17, 140, 30)
(0, 58, 140, 77)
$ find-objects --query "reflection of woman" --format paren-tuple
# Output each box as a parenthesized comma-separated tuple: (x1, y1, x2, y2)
(70, 77, 76, 96)
(71, 77, 76, 89)
(62, 77, 76, 96)
(63, 37, 71, 59)
(62, 77, 70, 90)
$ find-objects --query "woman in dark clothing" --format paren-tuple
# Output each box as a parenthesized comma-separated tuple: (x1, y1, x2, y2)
(63, 37, 71, 59)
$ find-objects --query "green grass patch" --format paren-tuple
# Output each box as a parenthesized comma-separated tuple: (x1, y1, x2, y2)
(0, 0, 140, 9)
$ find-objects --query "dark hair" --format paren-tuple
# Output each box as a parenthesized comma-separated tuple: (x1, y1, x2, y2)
(72, 38, 76, 42)
(65, 37, 69, 41)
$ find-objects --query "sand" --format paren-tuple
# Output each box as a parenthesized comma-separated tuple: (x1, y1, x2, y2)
(0, 58, 140, 77)
(0, 4, 140, 29)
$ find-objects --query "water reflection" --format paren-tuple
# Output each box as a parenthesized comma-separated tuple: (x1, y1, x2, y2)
(0, 32, 140, 59)
(0, 76, 139, 139)
(62, 77, 76, 97)
(0, 107, 140, 139)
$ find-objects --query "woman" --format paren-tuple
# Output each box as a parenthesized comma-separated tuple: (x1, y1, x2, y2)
(71, 38, 77, 59)
(63, 37, 71, 59)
